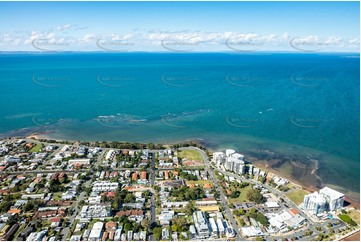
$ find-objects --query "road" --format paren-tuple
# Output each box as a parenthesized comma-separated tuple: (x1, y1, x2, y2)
(148, 151, 156, 241)
(59, 150, 107, 240)
(6, 139, 350, 240)
(60, 177, 92, 240)
(180, 147, 243, 240)
(211, 163, 348, 241)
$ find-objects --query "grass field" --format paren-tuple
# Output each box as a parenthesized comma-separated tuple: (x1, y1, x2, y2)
(52, 192, 62, 201)
(29, 143, 43, 152)
(348, 209, 360, 224)
(229, 185, 253, 204)
(186, 180, 213, 186)
(286, 189, 310, 205)
(178, 150, 203, 161)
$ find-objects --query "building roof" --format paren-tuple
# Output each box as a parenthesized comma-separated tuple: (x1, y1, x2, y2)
(320, 186, 344, 199)
(289, 208, 299, 215)
(265, 202, 280, 208)
(7, 209, 21, 214)
(204, 183, 212, 189)
(51, 217, 61, 222)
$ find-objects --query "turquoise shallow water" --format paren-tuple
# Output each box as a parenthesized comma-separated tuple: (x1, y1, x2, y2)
(0, 52, 359, 194)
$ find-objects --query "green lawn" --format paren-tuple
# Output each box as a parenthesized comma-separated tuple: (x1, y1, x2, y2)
(286, 190, 310, 205)
(29, 143, 43, 152)
(229, 185, 253, 203)
(178, 150, 203, 161)
(52, 193, 62, 201)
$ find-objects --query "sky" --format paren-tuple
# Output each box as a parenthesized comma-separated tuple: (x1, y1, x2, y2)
(0, 1, 359, 52)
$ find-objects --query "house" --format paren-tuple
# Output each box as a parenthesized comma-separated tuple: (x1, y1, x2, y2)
(162, 228, 169, 240)
(101, 231, 108, 241)
(89, 222, 103, 241)
(127, 231, 133, 241)
(105, 222, 117, 231)
(140, 171, 147, 181)
(116, 210, 144, 217)
(70, 235, 82, 241)
(1, 224, 18, 241)
(51, 217, 62, 227)
(26, 230, 47, 241)
(159, 210, 175, 226)
(132, 172, 138, 181)
(68, 159, 90, 166)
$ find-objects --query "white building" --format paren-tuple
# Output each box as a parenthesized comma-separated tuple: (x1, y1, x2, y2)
(89, 222, 103, 241)
(68, 159, 90, 165)
(216, 219, 225, 236)
(162, 228, 169, 240)
(212, 152, 225, 166)
(92, 181, 118, 192)
(162, 201, 188, 209)
(26, 230, 47, 241)
(226, 227, 235, 238)
(319, 187, 344, 211)
(209, 217, 218, 238)
(225, 149, 235, 157)
(105, 150, 116, 161)
(192, 211, 210, 239)
(241, 226, 264, 237)
(303, 191, 326, 215)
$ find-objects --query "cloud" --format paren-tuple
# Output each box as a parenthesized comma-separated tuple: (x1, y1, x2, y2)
(0, 27, 359, 52)
(55, 24, 72, 31)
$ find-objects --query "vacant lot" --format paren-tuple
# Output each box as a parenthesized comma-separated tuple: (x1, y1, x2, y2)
(229, 185, 253, 204)
(29, 143, 43, 152)
(286, 189, 310, 205)
(178, 150, 203, 161)
(186, 180, 213, 186)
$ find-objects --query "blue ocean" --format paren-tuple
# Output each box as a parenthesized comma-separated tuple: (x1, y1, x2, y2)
(0, 52, 359, 198)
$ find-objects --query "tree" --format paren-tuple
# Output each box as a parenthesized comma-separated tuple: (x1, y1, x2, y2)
(230, 191, 240, 198)
(247, 189, 264, 204)
(153, 227, 162, 240)
(239, 208, 246, 215)
(239, 218, 245, 226)
(0, 201, 12, 213)
(171, 224, 178, 232)
(124, 222, 132, 232)
(141, 218, 151, 231)
(124, 193, 135, 203)
(184, 202, 195, 216)
(303, 229, 313, 236)
(246, 208, 269, 226)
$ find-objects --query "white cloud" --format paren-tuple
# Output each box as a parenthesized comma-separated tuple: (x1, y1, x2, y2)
(0, 27, 358, 52)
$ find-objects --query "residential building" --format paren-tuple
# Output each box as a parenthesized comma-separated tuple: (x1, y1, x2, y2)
(209, 217, 218, 238)
(89, 222, 103, 241)
(192, 211, 210, 239)
(319, 187, 344, 211)
(68, 159, 90, 165)
(303, 192, 326, 215)
(216, 219, 225, 236)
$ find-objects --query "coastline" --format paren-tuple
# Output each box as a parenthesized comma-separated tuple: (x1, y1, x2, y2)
(21, 132, 360, 208)
(244, 151, 360, 207)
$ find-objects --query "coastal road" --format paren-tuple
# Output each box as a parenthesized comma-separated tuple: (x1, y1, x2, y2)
(179, 147, 243, 240)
